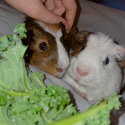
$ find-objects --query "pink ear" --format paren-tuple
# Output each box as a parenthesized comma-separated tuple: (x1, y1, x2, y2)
(117, 47, 125, 59)
(117, 48, 125, 52)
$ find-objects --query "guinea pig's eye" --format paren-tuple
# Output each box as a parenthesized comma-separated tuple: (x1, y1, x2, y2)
(114, 40, 119, 45)
(103, 57, 110, 65)
(81, 46, 85, 51)
(39, 42, 47, 51)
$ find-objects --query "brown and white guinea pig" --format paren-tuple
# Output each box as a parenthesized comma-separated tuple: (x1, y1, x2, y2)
(23, 17, 70, 77)
(62, 29, 125, 102)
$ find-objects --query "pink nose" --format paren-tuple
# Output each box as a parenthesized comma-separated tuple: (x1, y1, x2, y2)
(56, 67, 64, 72)
(76, 66, 89, 77)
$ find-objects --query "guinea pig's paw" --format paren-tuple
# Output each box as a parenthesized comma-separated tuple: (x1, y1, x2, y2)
(75, 90, 88, 101)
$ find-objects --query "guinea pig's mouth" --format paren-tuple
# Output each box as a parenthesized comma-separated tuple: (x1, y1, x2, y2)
(57, 72, 65, 78)
(56, 67, 67, 78)
(56, 67, 64, 72)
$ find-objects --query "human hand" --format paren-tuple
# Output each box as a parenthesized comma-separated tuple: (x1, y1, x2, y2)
(44, 0, 77, 32)
(5, 0, 77, 32)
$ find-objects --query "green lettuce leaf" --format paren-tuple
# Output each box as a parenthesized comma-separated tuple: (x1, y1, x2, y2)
(0, 23, 121, 125)
(0, 23, 77, 125)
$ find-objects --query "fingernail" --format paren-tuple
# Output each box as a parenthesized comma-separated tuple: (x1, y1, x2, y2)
(66, 28, 71, 33)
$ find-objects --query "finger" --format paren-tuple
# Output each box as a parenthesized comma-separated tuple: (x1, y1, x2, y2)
(39, 4, 69, 28)
(60, 18, 70, 32)
(65, 9, 76, 31)
(44, 0, 69, 30)
(44, 0, 55, 10)
(40, 0, 47, 3)
(61, 0, 77, 29)
(52, 0, 65, 16)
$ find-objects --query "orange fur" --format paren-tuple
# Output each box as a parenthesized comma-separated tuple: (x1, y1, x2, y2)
(23, 18, 59, 76)
(44, 23, 61, 33)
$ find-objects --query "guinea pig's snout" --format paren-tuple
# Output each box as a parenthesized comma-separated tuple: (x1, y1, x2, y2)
(56, 67, 64, 72)
(76, 66, 89, 77)
(56, 66, 67, 78)
(75, 66, 90, 82)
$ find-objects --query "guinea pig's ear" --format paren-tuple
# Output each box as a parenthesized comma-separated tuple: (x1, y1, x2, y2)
(70, 26, 79, 35)
(116, 47, 125, 58)
(116, 47, 125, 68)
(62, 26, 78, 38)
(69, 31, 92, 56)
(76, 31, 93, 41)
(61, 26, 79, 52)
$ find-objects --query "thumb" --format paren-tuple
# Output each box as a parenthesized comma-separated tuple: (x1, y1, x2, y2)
(39, 4, 69, 29)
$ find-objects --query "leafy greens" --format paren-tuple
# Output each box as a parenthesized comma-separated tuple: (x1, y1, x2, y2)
(0, 23, 121, 125)
(0, 24, 76, 125)
(49, 93, 121, 125)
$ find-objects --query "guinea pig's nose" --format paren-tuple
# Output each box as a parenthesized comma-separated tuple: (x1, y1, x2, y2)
(76, 66, 89, 77)
(56, 67, 64, 72)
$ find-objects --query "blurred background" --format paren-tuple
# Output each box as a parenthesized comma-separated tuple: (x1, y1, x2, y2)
(88, 0, 125, 11)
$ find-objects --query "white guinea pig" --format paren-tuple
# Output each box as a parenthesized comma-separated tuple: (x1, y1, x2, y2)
(23, 17, 69, 78)
(63, 31, 125, 102)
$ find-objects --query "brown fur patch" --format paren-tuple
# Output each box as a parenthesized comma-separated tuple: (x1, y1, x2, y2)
(63, 27, 93, 56)
(71, 31, 92, 56)
(23, 18, 59, 76)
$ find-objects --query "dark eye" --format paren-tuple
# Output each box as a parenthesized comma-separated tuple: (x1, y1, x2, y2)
(103, 57, 110, 65)
(114, 40, 119, 45)
(39, 42, 47, 51)
(81, 46, 85, 51)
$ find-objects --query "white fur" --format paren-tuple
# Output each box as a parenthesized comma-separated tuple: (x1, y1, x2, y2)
(36, 21, 69, 77)
(63, 32, 124, 102)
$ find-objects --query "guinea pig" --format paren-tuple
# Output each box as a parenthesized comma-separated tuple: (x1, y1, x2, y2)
(62, 30, 125, 102)
(23, 17, 69, 78)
